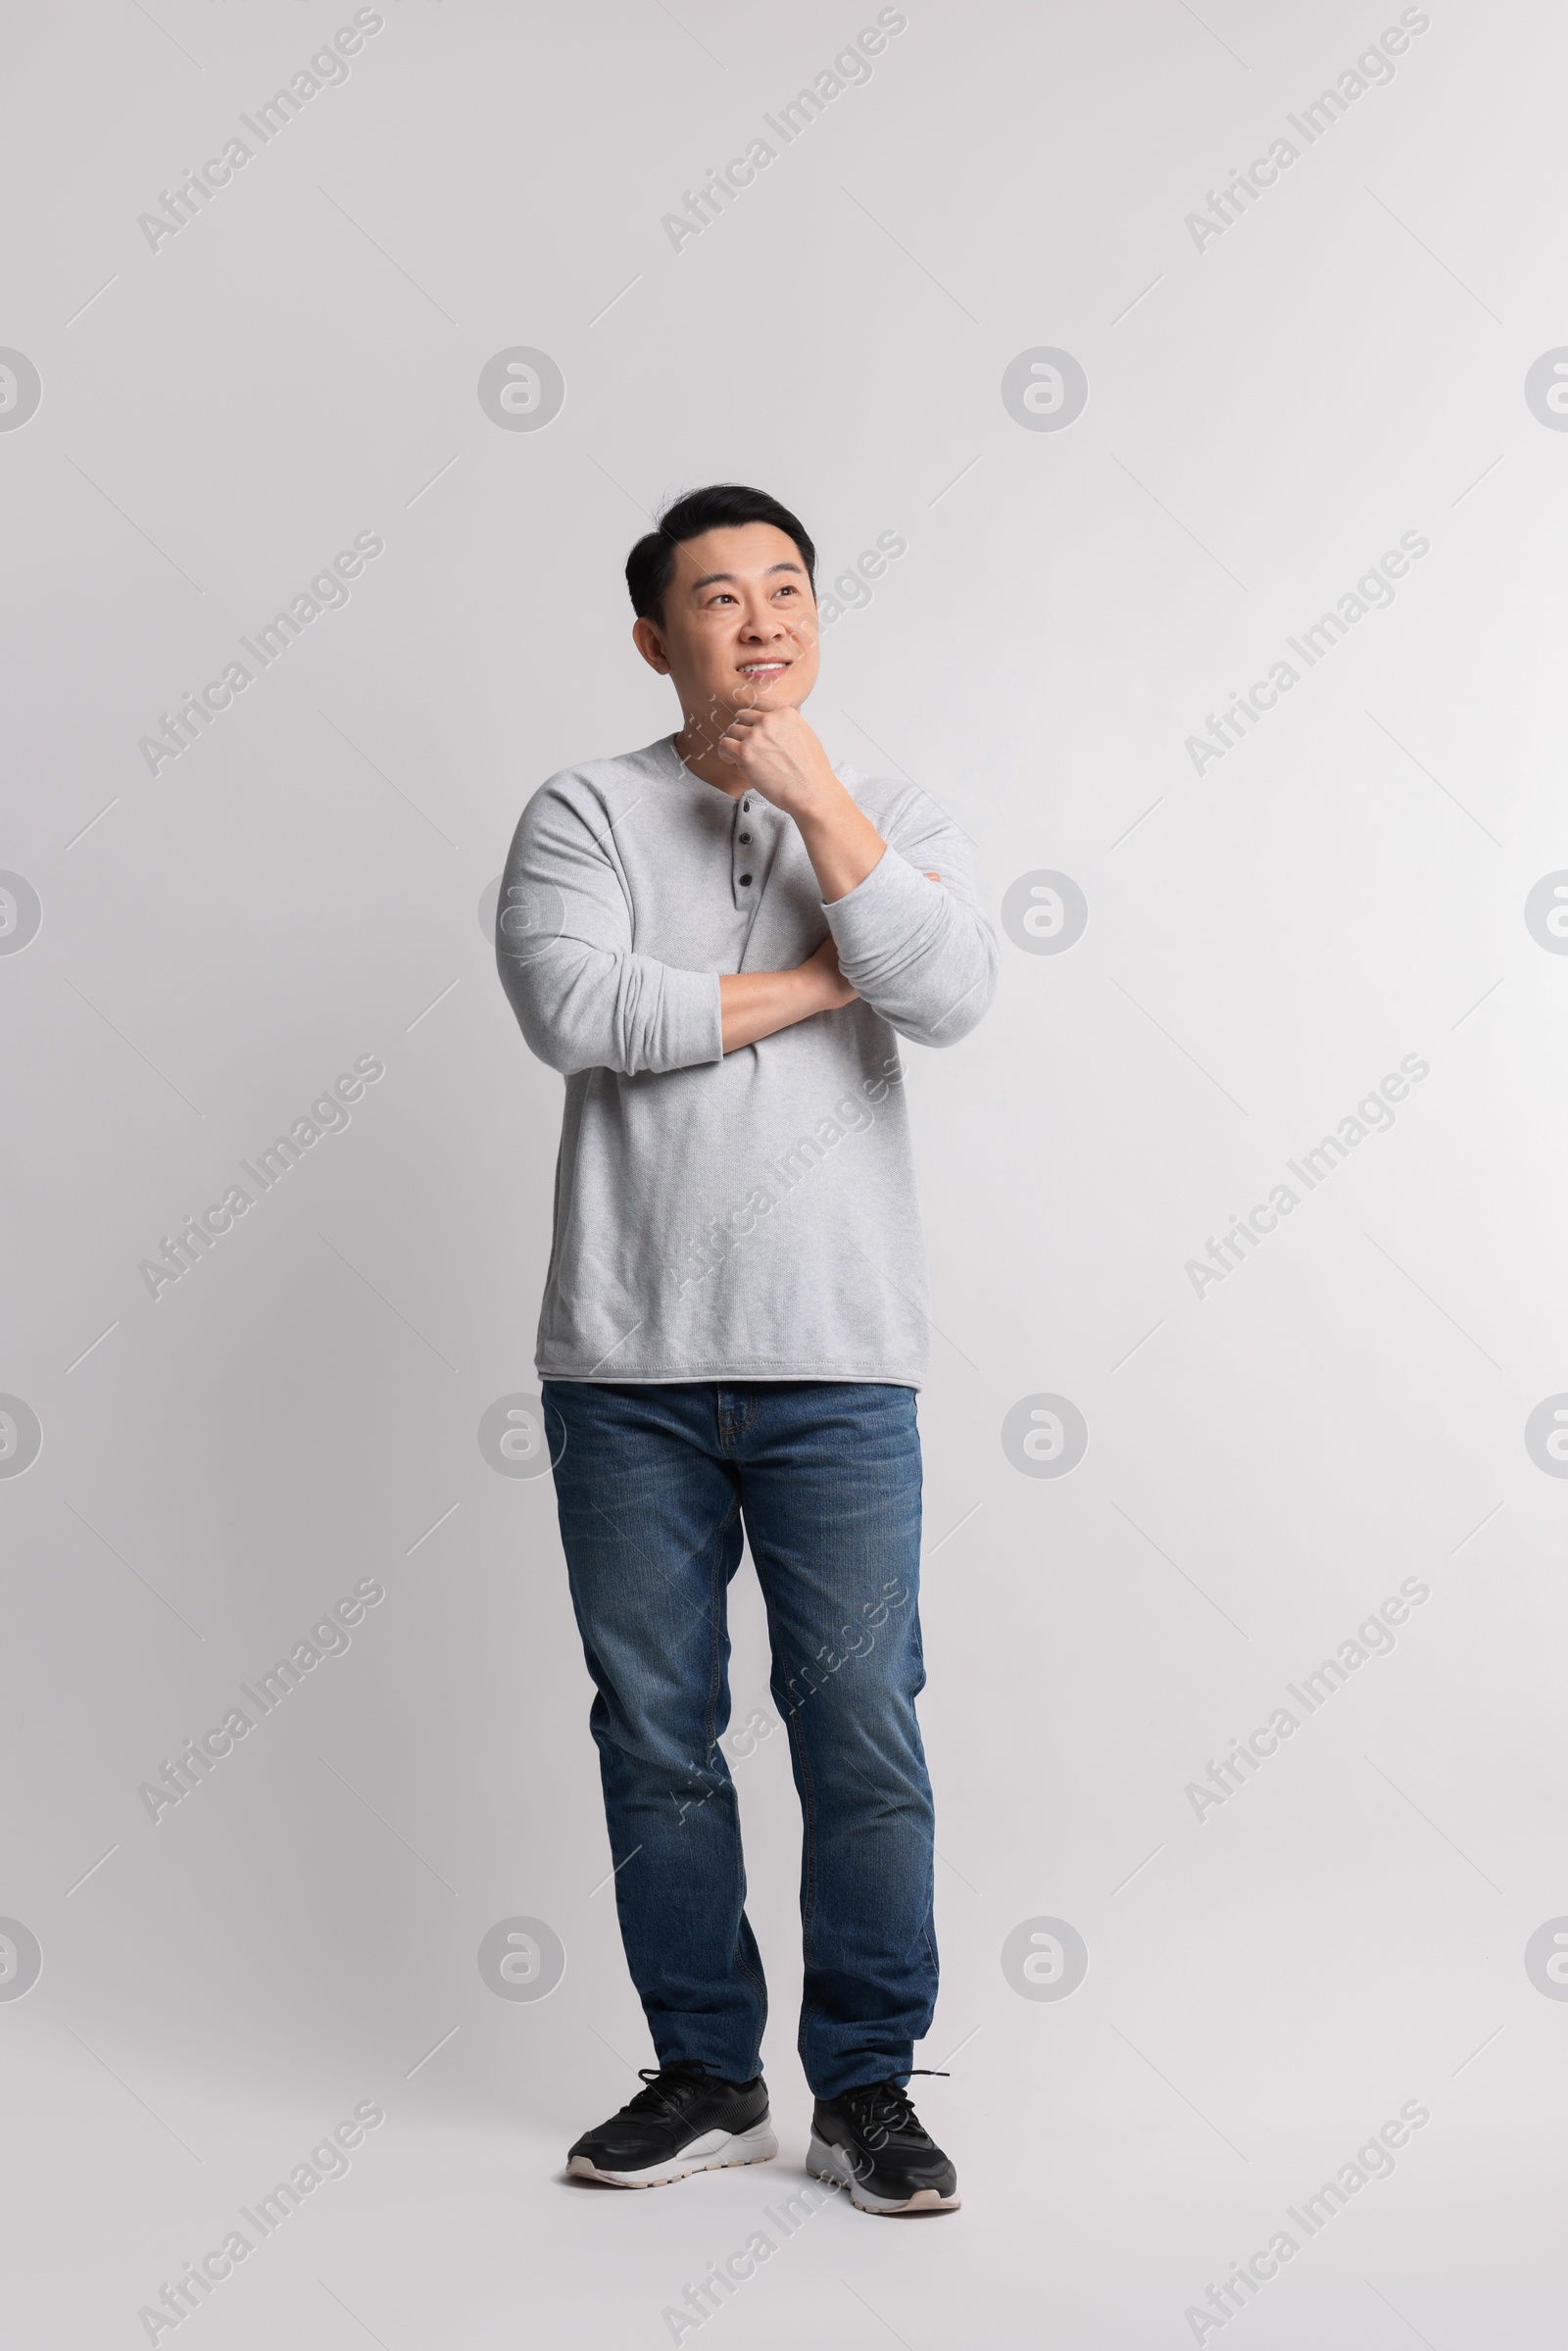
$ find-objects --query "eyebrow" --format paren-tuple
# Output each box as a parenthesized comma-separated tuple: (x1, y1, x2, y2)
(686, 562, 806, 593)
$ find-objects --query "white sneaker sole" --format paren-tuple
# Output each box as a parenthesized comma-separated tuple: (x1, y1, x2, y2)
(807, 2131, 961, 2215)
(567, 2118, 778, 2188)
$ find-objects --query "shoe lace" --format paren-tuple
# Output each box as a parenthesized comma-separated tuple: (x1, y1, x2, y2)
(842, 2068, 948, 2145)
(622, 2062, 713, 2122)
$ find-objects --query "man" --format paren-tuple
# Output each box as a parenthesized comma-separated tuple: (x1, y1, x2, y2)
(497, 483, 998, 2214)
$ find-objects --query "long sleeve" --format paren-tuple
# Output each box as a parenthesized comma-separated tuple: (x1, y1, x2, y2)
(497, 780, 723, 1078)
(822, 789, 1000, 1047)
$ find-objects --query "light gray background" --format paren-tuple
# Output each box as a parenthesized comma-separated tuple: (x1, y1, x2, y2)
(3, 0, 1564, 2342)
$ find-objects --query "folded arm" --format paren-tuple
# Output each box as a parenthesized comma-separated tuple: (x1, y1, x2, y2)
(822, 800, 1000, 1047)
(497, 788, 722, 1076)
(718, 938, 857, 1053)
(498, 785, 858, 1074)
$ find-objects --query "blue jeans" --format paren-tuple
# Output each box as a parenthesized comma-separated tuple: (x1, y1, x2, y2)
(541, 1379, 937, 2099)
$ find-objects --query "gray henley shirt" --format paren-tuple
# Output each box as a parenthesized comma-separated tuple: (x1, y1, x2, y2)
(497, 733, 999, 1386)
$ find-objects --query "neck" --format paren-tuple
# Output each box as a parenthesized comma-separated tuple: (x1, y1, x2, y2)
(672, 711, 744, 795)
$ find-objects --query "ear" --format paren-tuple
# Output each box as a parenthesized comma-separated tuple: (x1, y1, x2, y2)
(632, 615, 671, 674)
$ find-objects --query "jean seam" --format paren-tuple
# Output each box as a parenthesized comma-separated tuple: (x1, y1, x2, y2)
(711, 1497, 767, 2056)
(703, 1497, 737, 1756)
(789, 1682, 821, 2076)
(755, 1554, 822, 2065)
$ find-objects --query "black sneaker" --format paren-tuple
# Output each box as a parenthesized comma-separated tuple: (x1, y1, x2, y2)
(808, 2078, 960, 2214)
(566, 2061, 777, 2188)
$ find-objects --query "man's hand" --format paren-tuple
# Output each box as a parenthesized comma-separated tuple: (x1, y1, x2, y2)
(799, 932, 858, 1010)
(719, 936, 858, 1054)
(716, 707, 889, 905)
(715, 706, 840, 815)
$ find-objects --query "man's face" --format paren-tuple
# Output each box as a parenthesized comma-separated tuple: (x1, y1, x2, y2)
(632, 522, 819, 729)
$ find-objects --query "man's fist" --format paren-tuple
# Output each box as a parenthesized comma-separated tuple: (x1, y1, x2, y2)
(714, 706, 839, 814)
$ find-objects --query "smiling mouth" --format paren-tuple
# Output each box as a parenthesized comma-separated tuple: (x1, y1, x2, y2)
(738, 661, 790, 677)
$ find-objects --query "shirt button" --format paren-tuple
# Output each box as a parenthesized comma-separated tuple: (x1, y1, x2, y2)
(738, 873, 754, 887)
(741, 799, 751, 812)
(739, 831, 752, 844)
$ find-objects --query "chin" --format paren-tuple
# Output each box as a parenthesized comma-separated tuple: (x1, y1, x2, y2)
(749, 672, 809, 708)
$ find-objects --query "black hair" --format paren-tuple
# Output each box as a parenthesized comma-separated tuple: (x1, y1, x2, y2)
(625, 483, 816, 625)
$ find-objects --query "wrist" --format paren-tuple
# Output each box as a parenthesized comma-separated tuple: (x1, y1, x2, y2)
(790, 960, 825, 1013)
(785, 772, 848, 831)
